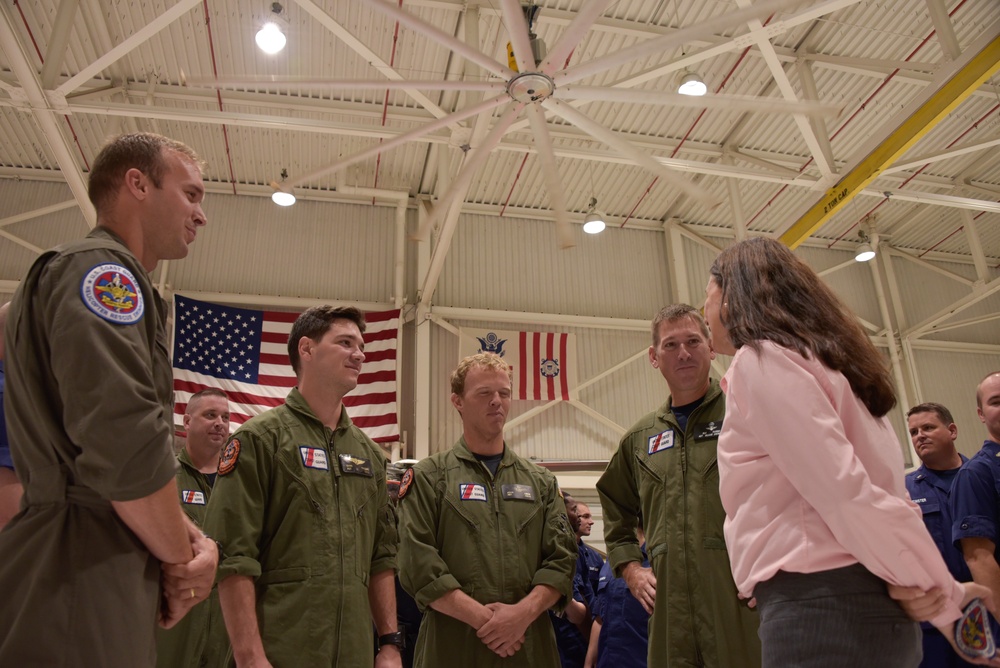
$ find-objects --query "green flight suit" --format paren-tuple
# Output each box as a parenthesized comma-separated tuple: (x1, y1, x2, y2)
(203, 388, 397, 668)
(0, 228, 178, 667)
(398, 438, 577, 668)
(156, 448, 230, 668)
(596, 380, 761, 668)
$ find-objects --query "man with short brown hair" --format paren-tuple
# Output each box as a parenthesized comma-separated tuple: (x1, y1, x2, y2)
(597, 304, 760, 668)
(0, 132, 217, 666)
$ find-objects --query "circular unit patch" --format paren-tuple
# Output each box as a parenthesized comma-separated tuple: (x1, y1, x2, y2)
(80, 263, 144, 324)
(218, 438, 241, 476)
(398, 468, 414, 501)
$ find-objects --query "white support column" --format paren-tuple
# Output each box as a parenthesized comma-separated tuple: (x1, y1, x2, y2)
(722, 155, 748, 241)
(868, 257, 918, 466)
(961, 209, 990, 283)
(879, 245, 920, 408)
(413, 199, 433, 459)
(665, 219, 690, 305)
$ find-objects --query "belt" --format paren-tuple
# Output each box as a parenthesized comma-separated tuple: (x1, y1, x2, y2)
(24, 464, 112, 509)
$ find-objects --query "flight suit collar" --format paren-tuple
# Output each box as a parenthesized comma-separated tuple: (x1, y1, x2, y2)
(657, 377, 722, 423)
(453, 436, 514, 465)
(284, 387, 353, 434)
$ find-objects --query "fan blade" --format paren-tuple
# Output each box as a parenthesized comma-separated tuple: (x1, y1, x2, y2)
(366, 0, 515, 80)
(558, 85, 840, 117)
(288, 94, 509, 188)
(539, 0, 616, 75)
(542, 97, 718, 207)
(412, 102, 527, 242)
(556, 0, 803, 86)
(182, 76, 505, 93)
(500, 0, 536, 72)
(524, 104, 574, 249)
(268, 180, 282, 191)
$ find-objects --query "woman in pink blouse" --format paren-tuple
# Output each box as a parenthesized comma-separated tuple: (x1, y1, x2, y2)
(703, 237, 998, 667)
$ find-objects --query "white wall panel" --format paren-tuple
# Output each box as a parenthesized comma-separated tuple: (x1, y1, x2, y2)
(910, 349, 1000, 459)
(434, 213, 672, 320)
(167, 197, 398, 304)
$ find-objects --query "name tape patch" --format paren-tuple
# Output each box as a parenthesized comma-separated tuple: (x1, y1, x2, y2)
(181, 490, 206, 505)
(459, 483, 488, 502)
(648, 430, 675, 454)
(501, 483, 535, 501)
(339, 454, 373, 477)
(300, 446, 329, 470)
(693, 420, 723, 441)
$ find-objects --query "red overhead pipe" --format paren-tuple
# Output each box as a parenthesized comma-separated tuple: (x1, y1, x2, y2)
(620, 16, 770, 228)
(202, 0, 238, 195)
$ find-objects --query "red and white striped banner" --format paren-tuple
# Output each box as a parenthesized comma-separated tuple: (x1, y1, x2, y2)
(458, 328, 577, 401)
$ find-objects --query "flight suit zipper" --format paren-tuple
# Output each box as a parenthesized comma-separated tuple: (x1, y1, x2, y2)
(484, 461, 506, 602)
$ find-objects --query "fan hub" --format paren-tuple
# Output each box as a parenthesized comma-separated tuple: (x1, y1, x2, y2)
(506, 72, 555, 103)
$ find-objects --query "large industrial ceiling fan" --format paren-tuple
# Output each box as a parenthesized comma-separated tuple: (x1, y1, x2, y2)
(193, 0, 836, 248)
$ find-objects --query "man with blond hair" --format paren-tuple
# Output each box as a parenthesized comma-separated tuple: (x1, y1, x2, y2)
(398, 352, 577, 666)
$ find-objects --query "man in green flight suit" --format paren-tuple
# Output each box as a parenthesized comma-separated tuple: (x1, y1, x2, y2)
(203, 306, 402, 668)
(397, 352, 577, 667)
(597, 304, 761, 668)
(157, 388, 233, 667)
(0, 132, 218, 667)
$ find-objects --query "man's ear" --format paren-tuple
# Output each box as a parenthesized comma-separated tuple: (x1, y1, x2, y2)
(123, 167, 149, 200)
(450, 392, 463, 415)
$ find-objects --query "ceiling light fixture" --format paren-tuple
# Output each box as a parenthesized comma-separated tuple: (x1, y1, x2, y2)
(854, 223, 877, 262)
(270, 168, 296, 206)
(677, 71, 707, 96)
(583, 197, 606, 234)
(255, 3, 287, 55)
(854, 241, 875, 262)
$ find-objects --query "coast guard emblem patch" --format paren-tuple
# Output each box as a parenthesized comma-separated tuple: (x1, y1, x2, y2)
(956, 598, 996, 659)
(459, 483, 488, 502)
(80, 263, 144, 324)
(300, 446, 329, 470)
(648, 430, 674, 454)
(182, 490, 206, 505)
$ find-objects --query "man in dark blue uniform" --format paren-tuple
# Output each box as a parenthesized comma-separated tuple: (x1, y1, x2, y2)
(574, 502, 604, 607)
(905, 402, 971, 667)
(952, 372, 1000, 654)
(586, 529, 649, 668)
(551, 492, 592, 667)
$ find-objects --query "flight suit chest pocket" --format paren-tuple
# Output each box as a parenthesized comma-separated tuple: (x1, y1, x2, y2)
(636, 448, 666, 498)
(443, 484, 487, 594)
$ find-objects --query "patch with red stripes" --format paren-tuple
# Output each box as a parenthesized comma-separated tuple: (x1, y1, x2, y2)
(459, 483, 487, 502)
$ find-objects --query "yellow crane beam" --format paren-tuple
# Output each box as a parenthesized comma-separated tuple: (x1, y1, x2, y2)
(779, 29, 1000, 249)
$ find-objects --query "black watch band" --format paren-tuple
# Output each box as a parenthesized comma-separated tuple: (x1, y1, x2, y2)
(378, 631, 405, 649)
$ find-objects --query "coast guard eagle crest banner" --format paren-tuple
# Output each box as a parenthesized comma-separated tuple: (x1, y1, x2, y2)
(458, 328, 577, 401)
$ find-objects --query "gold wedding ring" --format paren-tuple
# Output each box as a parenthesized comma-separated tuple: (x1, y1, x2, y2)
(190, 588, 196, 599)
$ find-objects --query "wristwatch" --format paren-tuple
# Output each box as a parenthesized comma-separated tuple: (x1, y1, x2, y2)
(378, 631, 405, 650)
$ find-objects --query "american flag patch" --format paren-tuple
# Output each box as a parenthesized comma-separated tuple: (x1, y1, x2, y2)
(459, 483, 487, 502)
(648, 430, 675, 455)
(182, 490, 206, 505)
(299, 446, 330, 470)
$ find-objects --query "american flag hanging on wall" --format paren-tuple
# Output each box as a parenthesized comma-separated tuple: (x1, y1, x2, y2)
(171, 294, 400, 443)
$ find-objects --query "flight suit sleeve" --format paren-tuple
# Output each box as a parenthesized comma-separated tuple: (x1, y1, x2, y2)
(39, 250, 176, 501)
(596, 435, 644, 574)
(397, 462, 464, 610)
(951, 459, 1000, 547)
(530, 472, 577, 608)
(203, 429, 271, 581)
(368, 446, 398, 576)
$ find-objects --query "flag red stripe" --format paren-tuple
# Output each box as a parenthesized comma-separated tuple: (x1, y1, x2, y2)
(533, 332, 541, 400)
(519, 331, 527, 400)
(545, 332, 555, 401)
(559, 333, 569, 400)
(344, 392, 397, 407)
(262, 310, 299, 323)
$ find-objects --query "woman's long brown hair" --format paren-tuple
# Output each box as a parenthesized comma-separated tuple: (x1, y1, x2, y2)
(709, 237, 896, 417)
